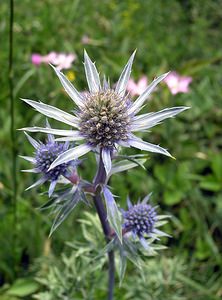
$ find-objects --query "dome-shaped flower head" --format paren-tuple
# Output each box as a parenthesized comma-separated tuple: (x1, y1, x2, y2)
(21, 51, 189, 175)
(122, 194, 170, 249)
(20, 124, 79, 196)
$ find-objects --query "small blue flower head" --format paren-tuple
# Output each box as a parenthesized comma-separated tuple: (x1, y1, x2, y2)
(35, 140, 70, 181)
(122, 194, 170, 249)
(123, 201, 157, 237)
(20, 121, 79, 196)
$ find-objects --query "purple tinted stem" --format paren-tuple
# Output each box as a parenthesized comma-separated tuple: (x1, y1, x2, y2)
(93, 150, 115, 300)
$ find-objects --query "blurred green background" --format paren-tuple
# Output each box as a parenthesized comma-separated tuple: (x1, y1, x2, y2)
(1, 0, 222, 299)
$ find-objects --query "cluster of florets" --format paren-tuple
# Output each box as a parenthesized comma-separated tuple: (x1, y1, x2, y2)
(123, 203, 157, 237)
(79, 90, 131, 148)
(35, 141, 70, 180)
(20, 131, 79, 197)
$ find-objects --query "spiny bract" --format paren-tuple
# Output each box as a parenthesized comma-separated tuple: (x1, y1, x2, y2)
(21, 50, 189, 175)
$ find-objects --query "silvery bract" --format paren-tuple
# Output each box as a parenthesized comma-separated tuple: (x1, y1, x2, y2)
(20, 121, 79, 197)
(21, 51, 189, 175)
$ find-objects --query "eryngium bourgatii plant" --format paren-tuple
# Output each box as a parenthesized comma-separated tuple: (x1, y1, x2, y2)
(20, 50, 189, 300)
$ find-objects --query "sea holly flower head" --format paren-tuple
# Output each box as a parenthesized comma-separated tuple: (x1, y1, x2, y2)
(22, 50, 189, 176)
(164, 71, 192, 95)
(35, 140, 70, 181)
(122, 194, 170, 249)
(20, 126, 79, 196)
(79, 90, 131, 149)
(123, 202, 157, 237)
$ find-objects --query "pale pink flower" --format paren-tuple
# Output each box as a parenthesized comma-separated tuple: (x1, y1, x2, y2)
(164, 71, 192, 95)
(31, 52, 76, 71)
(42, 52, 57, 63)
(127, 76, 148, 96)
(49, 53, 76, 71)
(31, 54, 43, 65)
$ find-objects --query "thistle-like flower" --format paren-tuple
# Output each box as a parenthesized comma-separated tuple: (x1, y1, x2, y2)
(21, 51, 189, 175)
(122, 195, 170, 249)
(20, 126, 79, 196)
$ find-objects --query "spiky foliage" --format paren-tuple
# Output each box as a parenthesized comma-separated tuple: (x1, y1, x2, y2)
(20, 127, 78, 197)
(21, 51, 189, 175)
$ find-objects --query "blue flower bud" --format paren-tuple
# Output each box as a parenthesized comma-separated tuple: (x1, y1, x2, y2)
(35, 141, 70, 180)
(123, 203, 157, 237)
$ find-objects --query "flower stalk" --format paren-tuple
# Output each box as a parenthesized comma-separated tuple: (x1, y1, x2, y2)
(20, 50, 190, 299)
(93, 151, 115, 300)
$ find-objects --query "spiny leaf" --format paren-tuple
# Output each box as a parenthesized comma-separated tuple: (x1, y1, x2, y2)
(103, 186, 122, 243)
(49, 189, 81, 236)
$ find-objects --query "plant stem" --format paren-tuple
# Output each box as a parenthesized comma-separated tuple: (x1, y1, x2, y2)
(107, 250, 115, 300)
(93, 151, 115, 300)
(9, 0, 17, 276)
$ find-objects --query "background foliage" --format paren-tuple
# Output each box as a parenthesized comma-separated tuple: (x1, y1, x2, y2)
(0, 0, 222, 299)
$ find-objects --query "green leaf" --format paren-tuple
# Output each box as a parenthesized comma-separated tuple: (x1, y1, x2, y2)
(6, 278, 39, 297)
(177, 273, 219, 298)
(164, 189, 183, 205)
(116, 247, 127, 285)
(123, 238, 143, 270)
(110, 158, 146, 176)
(38, 198, 58, 210)
(195, 237, 211, 260)
(14, 68, 35, 97)
(95, 239, 116, 260)
(200, 175, 222, 192)
(212, 155, 222, 181)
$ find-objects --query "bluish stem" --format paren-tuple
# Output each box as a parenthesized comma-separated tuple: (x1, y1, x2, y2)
(93, 150, 115, 300)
